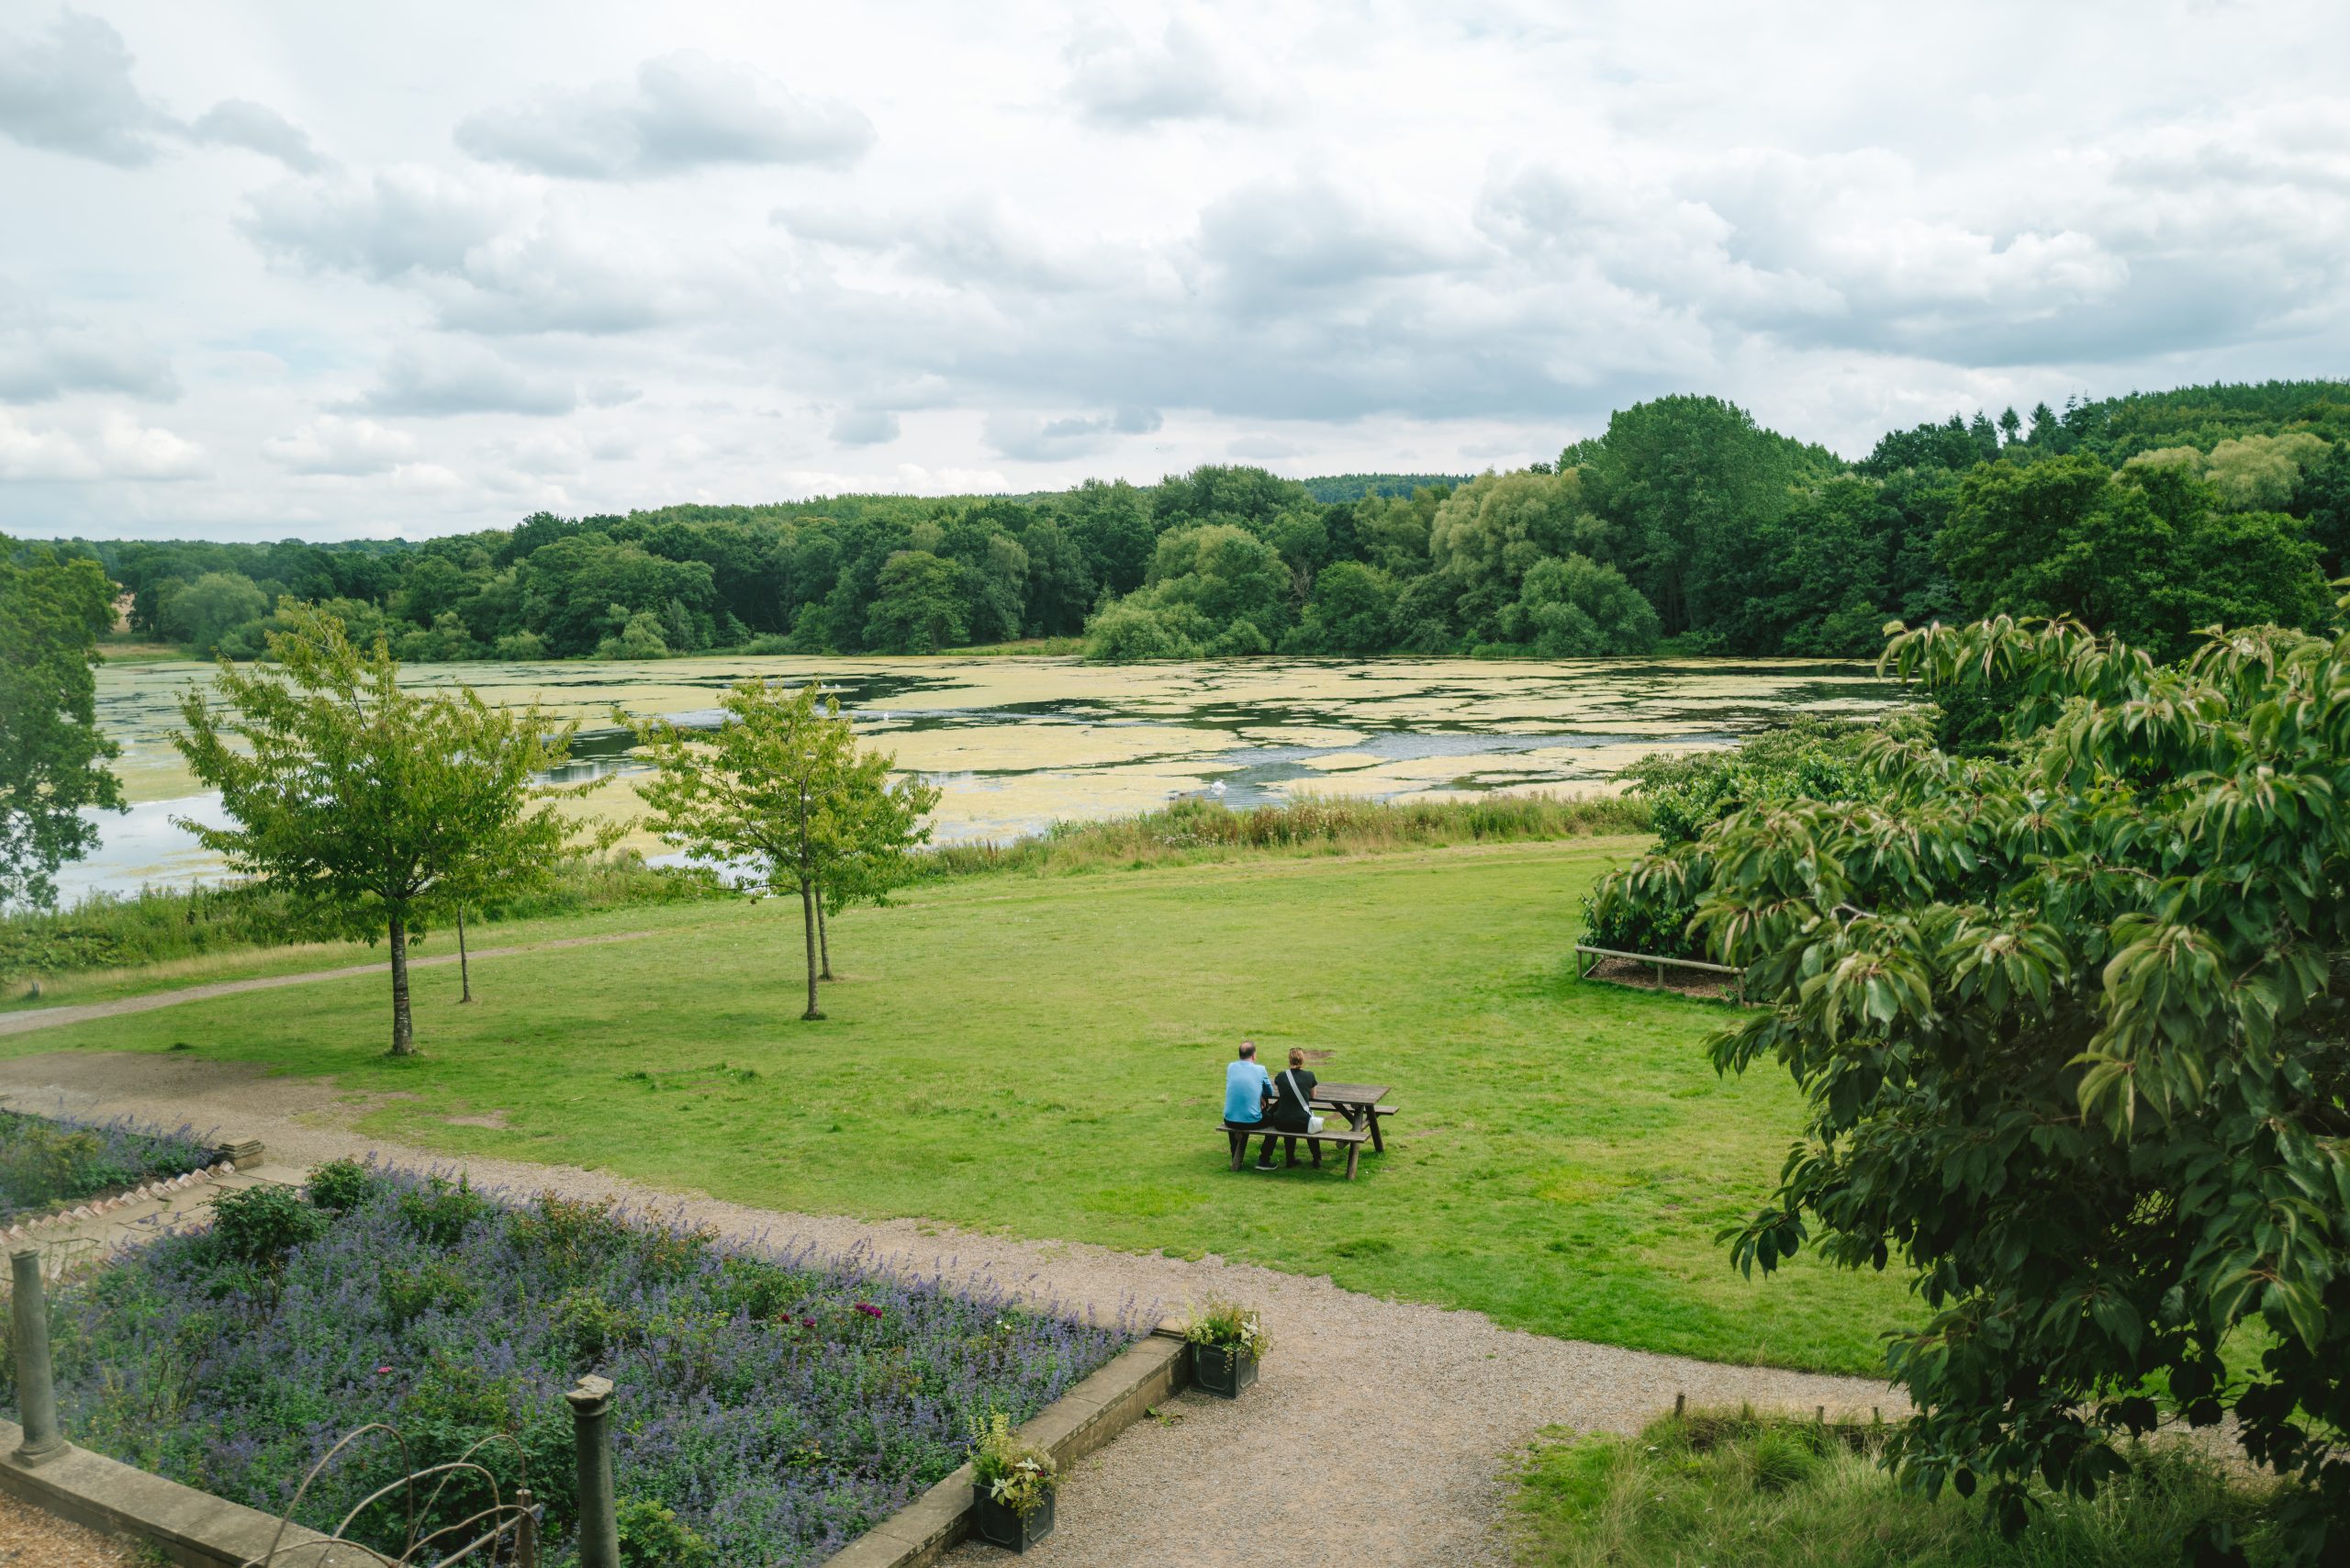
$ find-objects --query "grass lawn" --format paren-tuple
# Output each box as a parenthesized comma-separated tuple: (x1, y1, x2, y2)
(5, 839, 1914, 1374)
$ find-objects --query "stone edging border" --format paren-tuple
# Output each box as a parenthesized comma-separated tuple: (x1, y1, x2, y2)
(0, 1417, 374, 1567)
(822, 1325, 1195, 1568)
(0, 1128, 1196, 1568)
(0, 1137, 263, 1253)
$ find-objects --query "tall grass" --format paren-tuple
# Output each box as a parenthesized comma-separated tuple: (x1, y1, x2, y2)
(919, 790, 1651, 878)
(1515, 1408, 2290, 1568)
(0, 853, 729, 988)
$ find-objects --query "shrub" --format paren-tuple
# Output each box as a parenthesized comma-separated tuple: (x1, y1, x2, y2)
(617, 1496, 715, 1568)
(0, 1109, 217, 1223)
(206, 1184, 327, 1266)
(1181, 1299, 1270, 1359)
(305, 1158, 375, 1214)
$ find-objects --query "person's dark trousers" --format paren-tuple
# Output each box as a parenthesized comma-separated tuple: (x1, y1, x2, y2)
(1225, 1121, 1268, 1168)
(1261, 1119, 1308, 1166)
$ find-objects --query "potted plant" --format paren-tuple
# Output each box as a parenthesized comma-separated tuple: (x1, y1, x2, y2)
(968, 1411, 1056, 1552)
(1183, 1299, 1269, 1398)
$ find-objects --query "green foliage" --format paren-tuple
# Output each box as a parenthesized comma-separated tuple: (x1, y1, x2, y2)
(1180, 1299, 1270, 1358)
(1514, 1410, 2295, 1568)
(616, 1496, 716, 1568)
(305, 1158, 375, 1213)
(968, 1411, 1056, 1518)
(630, 678, 940, 1019)
(170, 605, 590, 1053)
(1685, 613, 2350, 1562)
(0, 534, 124, 908)
(207, 1183, 329, 1266)
(1581, 721, 1886, 958)
(863, 550, 968, 653)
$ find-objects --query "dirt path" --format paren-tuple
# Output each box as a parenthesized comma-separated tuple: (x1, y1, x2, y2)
(0, 931, 657, 1040)
(0, 1051, 1903, 1568)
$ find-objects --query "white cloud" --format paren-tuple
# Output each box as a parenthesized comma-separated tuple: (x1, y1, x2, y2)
(345, 342, 576, 418)
(263, 416, 417, 476)
(0, 411, 102, 480)
(455, 51, 874, 179)
(0, 289, 178, 402)
(1063, 17, 1275, 128)
(0, 10, 176, 165)
(188, 99, 334, 174)
(95, 412, 207, 479)
(241, 166, 507, 282)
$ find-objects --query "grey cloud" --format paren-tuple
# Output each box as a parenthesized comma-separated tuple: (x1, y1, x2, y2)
(1064, 19, 1273, 128)
(777, 201, 1115, 294)
(456, 51, 874, 179)
(0, 291, 178, 402)
(189, 99, 335, 174)
(1197, 179, 1481, 305)
(261, 416, 415, 476)
(984, 407, 1160, 461)
(241, 167, 507, 281)
(344, 342, 576, 417)
(0, 10, 177, 165)
(831, 408, 900, 446)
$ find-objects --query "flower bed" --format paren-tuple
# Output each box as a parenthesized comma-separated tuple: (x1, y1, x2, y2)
(0, 1106, 219, 1226)
(7, 1162, 1138, 1566)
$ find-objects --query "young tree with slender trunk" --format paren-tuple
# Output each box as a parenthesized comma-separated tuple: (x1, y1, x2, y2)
(171, 604, 582, 1055)
(628, 679, 937, 1019)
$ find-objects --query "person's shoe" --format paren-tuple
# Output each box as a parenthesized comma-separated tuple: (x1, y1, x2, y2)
(1253, 1161, 1280, 1172)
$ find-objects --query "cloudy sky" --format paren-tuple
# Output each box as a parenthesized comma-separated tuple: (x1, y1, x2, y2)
(3, 1, 2347, 542)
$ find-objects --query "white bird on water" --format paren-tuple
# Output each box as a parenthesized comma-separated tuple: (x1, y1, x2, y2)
(1211, 780, 1227, 799)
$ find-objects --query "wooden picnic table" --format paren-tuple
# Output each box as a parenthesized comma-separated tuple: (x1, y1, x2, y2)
(1311, 1082, 1395, 1154)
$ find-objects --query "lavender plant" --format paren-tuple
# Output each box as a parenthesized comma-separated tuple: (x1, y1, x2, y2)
(0, 1107, 217, 1224)
(7, 1162, 1136, 1566)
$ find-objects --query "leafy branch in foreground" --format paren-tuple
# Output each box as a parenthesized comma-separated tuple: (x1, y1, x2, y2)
(1670, 611, 2349, 1563)
(171, 603, 588, 1055)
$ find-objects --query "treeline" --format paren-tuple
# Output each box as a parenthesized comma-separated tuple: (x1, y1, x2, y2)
(47, 378, 2350, 666)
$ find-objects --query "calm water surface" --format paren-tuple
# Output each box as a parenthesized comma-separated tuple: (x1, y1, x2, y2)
(67, 654, 1903, 900)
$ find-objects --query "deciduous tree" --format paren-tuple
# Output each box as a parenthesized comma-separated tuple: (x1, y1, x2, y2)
(171, 604, 582, 1055)
(0, 537, 124, 909)
(1667, 613, 2350, 1562)
(630, 679, 936, 1019)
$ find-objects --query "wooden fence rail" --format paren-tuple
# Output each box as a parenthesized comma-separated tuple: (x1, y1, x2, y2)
(1573, 943, 1748, 1003)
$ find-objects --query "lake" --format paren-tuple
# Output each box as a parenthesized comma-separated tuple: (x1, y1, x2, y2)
(68, 654, 1904, 900)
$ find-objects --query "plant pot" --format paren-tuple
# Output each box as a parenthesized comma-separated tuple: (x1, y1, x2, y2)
(1192, 1341, 1259, 1398)
(970, 1485, 1054, 1552)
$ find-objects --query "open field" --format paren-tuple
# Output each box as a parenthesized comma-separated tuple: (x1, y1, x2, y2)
(1, 839, 1913, 1375)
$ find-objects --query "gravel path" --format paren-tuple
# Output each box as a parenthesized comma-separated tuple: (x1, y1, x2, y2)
(0, 1489, 136, 1567)
(0, 931, 657, 1039)
(0, 1051, 1904, 1568)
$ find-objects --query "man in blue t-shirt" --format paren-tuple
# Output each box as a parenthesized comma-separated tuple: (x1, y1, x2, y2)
(1223, 1042, 1278, 1172)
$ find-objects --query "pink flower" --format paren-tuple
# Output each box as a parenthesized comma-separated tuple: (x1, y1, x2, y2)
(375, 1365, 394, 1376)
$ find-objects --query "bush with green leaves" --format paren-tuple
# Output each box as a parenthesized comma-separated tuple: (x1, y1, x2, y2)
(1677, 614, 2349, 1562)
(1579, 718, 1887, 958)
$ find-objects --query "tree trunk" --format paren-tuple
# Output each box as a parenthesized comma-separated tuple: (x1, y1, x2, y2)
(456, 906, 473, 1002)
(388, 913, 415, 1056)
(799, 881, 824, 1020)
(817, 895, 833, 980)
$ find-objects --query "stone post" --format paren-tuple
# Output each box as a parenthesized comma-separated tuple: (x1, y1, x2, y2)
(565, 1375, 619, 1568)
(9, 1248, 65, 1466)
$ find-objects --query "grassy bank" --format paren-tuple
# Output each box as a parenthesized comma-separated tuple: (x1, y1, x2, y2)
(0, 852, 732, 992)
(2, 839, 1911, 1373)
(923, 791, 1651, 877)
(1513, 1409, 2288, 1567)
(5, 794, 1648, 991)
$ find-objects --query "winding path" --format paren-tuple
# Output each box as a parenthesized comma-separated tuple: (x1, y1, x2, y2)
(0, 1051, 1904, 1568)
(0, 931, 658, 1039)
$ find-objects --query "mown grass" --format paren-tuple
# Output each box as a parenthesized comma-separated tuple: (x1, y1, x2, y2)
(3, 839, 1915, 1374)
(1513, 1409, 2289, 1567)
(5, 794, 1647, 994)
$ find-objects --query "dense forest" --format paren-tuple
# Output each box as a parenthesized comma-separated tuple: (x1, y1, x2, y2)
(44, 379, 2350, 666)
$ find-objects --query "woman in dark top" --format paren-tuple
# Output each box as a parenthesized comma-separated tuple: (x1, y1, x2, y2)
(1259, 1047, 1319, 1170)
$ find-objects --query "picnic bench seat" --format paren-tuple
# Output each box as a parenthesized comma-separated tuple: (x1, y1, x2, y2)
(1220, 1120, 1372, 1180)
